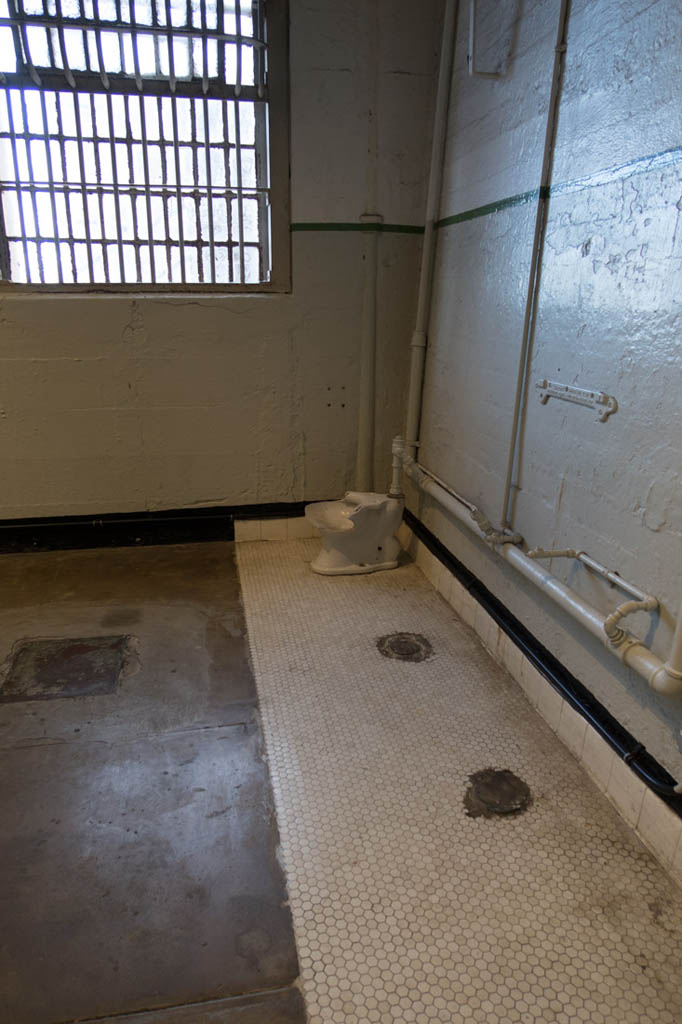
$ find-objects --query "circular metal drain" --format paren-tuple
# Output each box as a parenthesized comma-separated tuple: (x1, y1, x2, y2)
(376, 632, 433, 663)
(464, 768, 532, 818)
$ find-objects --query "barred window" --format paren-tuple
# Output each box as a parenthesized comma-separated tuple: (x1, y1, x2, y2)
(0, 0, 289, 291)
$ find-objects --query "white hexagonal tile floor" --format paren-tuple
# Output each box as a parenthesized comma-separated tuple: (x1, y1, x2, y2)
(237, 539, 682, 1024)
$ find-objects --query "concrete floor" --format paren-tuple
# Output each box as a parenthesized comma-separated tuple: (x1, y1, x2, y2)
(0, 542, 304, 1024)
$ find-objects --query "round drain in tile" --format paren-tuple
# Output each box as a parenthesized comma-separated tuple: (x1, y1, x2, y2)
(464, 768, 532, 818)
(376, 632, 433, 663)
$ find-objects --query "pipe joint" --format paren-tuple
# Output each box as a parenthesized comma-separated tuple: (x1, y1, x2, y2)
(489, 531, 524, 546)
(607, 631, 682, 695)
(392, 435, 409, 459)
(606, 626, 628, 649)
(604, 597, 659, 642)
(650, 664, 682, 697)
(527, 547, 577, 560)
(388, 436, 406, 498)
(410, 330, 427, 350)
(470, 508, 523, 547)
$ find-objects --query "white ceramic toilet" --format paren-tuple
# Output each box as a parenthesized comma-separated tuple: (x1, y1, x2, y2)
(305, 491, 404, 575)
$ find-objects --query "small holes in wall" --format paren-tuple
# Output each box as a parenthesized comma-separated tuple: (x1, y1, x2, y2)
(325, 385, 349, 410)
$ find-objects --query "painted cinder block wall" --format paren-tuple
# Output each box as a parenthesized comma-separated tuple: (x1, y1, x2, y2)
(411, 0, 682, 772)
(0, 1, 442, 517)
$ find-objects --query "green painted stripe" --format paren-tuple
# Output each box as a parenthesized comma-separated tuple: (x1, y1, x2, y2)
(434, 189, 540, 229)
(290, 221, 424, 234)
(289, 146, 682, 238)
(435, 144, 682, 230)
(550, 143, 682, 199)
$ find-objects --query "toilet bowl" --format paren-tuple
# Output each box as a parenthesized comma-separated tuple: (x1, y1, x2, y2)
(305, 491, 404, 575)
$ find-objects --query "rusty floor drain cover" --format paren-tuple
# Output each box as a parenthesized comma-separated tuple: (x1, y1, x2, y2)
(376, 632, 433, 663)
(0, 635, 129, 703)
(464, 768, 532, 818)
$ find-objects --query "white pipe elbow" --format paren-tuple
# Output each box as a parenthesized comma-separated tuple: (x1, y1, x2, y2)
(604, 597, 658, 641)
(650, 664, 682, 696)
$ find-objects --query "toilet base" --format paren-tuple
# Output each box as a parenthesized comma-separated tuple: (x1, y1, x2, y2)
(305, 491, 403, 577)
(310, 555, 399, 576)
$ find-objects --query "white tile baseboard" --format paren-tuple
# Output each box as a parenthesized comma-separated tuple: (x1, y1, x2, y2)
(235, 516, 319, 542)
(400, 522, 682, 889)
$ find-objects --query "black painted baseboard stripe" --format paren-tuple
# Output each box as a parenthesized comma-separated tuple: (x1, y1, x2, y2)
(403, 508, 682, 816)
(0, 501, 315, 553)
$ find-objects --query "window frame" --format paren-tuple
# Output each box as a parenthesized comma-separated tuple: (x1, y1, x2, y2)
(0, 0, 290, 295)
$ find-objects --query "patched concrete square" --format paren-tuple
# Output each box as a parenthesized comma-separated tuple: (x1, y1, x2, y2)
(1, 635, 129, 703)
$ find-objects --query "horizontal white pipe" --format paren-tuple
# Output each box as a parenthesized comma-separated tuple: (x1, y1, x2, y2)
(578, 552, 651, 603)
(400, 449, 682, 697)
(501, 544, 607, 644)
(415, 461, 476, 511)
(528, 546, 652, 604)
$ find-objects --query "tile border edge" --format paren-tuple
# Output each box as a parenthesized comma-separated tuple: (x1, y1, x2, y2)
(235, 516, 319, 542)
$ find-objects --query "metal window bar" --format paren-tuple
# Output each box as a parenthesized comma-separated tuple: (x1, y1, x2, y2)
(188, 91, 201, 282)
(0, 13, 266, 44)
(53, 86, 77, 281)
(123, 93, 143, 281)
(0, 14, 267, 60)
(233, 94, 244, 281)
(221, 90, 233, 281)
(156, 93, 172, 281)
(17, 89, 44, 281)
(37, 89, 63, 283)
(11, 0, 41, 87)
(0, 0, 273, 289)
(87, 90, 111, 282)
(1, 92, 30, 278)
(105, 89, 127, 281)
(92, 0, 111, 89)
(0, 187, 9, 277)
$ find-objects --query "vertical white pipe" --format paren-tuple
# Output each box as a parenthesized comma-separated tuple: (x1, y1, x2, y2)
(355, 4, 381, 492)
(355, 213, 382, 491)
(500, 0, 571, 527)
(668, 607, 682, 676)
(652, 605, 682, 693)
(405, 0, 458, 453)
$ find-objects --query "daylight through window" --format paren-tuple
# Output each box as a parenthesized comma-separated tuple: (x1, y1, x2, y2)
(0, 0, 281, 288)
